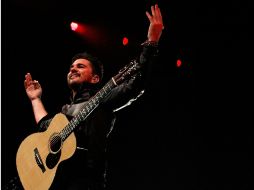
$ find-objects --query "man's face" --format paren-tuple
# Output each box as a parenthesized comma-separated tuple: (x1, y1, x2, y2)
(67, 58, 99, 87)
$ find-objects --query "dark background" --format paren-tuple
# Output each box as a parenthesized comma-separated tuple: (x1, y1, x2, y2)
(2, 0, 252, 189)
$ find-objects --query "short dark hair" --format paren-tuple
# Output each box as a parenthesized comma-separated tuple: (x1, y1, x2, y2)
(71, 52, 104, 80)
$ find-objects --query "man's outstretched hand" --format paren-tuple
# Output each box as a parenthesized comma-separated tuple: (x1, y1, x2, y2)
(24, 73, 42, 101)
(146, 4, 164, 42)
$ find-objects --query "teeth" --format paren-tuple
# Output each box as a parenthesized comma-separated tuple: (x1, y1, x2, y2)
(70, 74, 79, 78)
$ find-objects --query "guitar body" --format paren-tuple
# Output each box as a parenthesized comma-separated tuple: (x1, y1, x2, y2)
(16, 113, 77, 190)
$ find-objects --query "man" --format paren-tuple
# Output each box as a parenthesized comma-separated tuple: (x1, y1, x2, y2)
(24, 4, 164, 190)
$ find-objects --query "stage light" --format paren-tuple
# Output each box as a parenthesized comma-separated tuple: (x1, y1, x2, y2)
(176, 59, 182, 67)
(70, 22, 79, 31)
(122, 37, 129, 46)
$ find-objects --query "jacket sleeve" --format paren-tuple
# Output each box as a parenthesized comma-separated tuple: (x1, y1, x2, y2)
(102, 42, 159, 110)
(37, 113, 54, 132)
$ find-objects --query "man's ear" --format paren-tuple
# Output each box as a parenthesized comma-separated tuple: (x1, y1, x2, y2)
(91, 74, 100, 84)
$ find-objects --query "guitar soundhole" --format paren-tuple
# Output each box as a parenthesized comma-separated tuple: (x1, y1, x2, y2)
(49, 133, 62, 154)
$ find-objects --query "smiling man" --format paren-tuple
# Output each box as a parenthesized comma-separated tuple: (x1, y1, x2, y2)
(22, 4, 164, 190)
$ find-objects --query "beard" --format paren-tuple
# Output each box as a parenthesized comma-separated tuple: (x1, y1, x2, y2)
(67, 81, 81, 91)
(67, 79, 97, 92)
(67, 78, 84, 91)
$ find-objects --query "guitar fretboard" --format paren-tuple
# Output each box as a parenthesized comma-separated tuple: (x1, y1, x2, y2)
(60, 79, 116, 141)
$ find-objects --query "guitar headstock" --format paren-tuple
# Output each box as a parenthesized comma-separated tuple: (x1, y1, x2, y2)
(113, 60, 140, 85)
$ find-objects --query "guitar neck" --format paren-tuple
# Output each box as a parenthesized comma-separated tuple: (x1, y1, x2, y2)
(59, 59, 140, 141)
(60, 79, 117, 141)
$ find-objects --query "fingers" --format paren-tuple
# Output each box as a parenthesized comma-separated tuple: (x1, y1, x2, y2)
(25, 73, 32, 81)
(145, 11, 153, 22)
(24, 80, 41, 90)
(153, 4, 163, 24)
(156, 4, 163, 19)
(156, 6, 164, 30)
(148, 4, 160, 20)
(146, 4, 164, 27)
(24, 73, 32, 89)
(24, 73, 40, 89)
(151, 5, 155, 17)
(33, 80, 40, 88)
(155, 5, 163, 22)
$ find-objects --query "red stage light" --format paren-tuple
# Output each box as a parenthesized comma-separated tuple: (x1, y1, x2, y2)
(122, 37, 129, 46)
(176, 59, 182, 67)
(70, 22, 78, 31)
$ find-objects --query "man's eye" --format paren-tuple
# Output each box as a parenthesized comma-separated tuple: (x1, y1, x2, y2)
(78, 65, 86, 68)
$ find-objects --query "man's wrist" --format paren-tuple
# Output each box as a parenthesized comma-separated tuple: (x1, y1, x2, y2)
(141, 40, 159, 47)
(31, 97, 42, 103)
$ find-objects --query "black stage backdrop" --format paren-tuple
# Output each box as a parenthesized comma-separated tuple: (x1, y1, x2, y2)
(2, 0, 251, 189)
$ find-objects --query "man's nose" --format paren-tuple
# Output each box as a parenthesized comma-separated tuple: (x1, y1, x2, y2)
(70, 67, 77, 72)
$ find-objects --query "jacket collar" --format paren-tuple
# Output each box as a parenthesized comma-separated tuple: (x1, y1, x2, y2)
(70, 83, 98, 104)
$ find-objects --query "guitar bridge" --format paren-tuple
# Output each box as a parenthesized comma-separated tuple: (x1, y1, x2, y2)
(34, 148, 46, 173)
